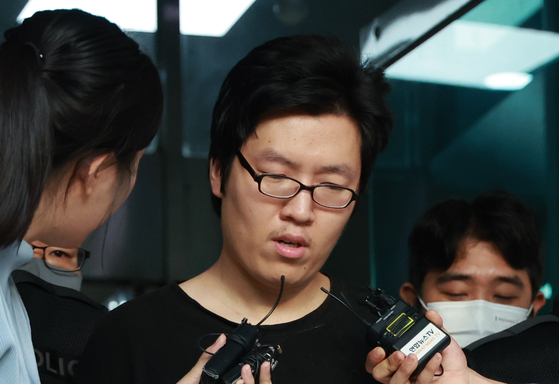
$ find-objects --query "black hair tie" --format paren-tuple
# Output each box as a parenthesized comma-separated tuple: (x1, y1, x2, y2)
(24, 41, 44, 63)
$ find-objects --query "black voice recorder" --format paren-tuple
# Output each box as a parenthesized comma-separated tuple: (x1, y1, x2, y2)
(201, 318, 281, 384)
(200, 276, 285, 384)
(322, 286, 451, 376)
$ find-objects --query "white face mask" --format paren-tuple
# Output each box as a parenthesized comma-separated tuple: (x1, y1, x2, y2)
(17, 258, 83, 291)
(418, 298, 532, 348)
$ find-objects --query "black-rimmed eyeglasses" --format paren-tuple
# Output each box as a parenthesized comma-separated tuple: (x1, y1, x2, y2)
(236, 150, 358, 209)
(31, 245, 90, 272)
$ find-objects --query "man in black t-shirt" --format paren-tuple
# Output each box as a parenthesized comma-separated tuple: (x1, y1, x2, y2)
(75, 34, 393, 384)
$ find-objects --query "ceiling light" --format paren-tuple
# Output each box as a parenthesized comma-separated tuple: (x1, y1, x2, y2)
(18, 0, 257, 37)
(180, 0, 256, 37)
(18, 0, 157, 32)
(381, 20, 559, 90)
(361, 0, 558, 90)
(461, 0, 542, 27)
(483, 72, 533, 90)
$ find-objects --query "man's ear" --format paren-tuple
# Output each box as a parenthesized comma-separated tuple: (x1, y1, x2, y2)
(532, 290, 547, 316)
(209, 158, 224, 198)
(400, 282, 418, 306)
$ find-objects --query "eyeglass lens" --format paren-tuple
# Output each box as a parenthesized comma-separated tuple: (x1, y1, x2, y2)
(260, 175, 353, 207)
(42, 247, 84, 271)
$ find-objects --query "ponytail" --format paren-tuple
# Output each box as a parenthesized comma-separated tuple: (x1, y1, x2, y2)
(0, 40, 51, 248)
(0, 10, 163, 248)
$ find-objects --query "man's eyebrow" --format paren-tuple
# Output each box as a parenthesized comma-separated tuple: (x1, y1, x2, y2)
(435, 272, 525, 289)
(258, 148, 297, 168)
(318, 164, 356, 180)
(435, 272, 473, 285)
(495, 275, 525, 288)
(257, 148, 357, 179)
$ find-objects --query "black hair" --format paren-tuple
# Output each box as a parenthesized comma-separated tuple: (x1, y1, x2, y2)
(408, 190, 544, 300)
(0, 9, 163, 248)
(208, 34, 393, 216)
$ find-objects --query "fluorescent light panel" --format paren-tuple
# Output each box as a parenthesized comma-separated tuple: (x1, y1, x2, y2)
(461, 0, 542, 27)
(483, 72, 534, 90)
(384, 20, 559, 90)
(18, 0, 157, 32)
(180, 0, 256, 37)
(18, 0, 256, 36)
(362, 0, 559, 91)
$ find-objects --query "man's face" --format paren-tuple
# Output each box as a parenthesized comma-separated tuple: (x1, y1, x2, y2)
(211, 113, 362, 290)
(414, 239, 543, 311)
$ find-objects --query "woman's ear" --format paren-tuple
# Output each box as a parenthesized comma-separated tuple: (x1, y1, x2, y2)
(77, 153, 115, 195)
(209, 158, 223, 198)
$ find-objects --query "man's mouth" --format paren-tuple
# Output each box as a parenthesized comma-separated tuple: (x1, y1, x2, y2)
(272, 235, 309, 258)
(278, 240, 302, 248)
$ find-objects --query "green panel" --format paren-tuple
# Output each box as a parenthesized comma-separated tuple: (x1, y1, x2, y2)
(462, 0, 542, 26)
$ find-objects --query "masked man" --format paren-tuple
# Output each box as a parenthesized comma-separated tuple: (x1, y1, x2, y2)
(13, 243, 106, 384)
(399, 190, 546, 348)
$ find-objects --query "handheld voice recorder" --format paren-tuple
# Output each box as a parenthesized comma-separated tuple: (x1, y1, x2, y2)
(322, 286, 451, 376)
(200, 276, 285, 384)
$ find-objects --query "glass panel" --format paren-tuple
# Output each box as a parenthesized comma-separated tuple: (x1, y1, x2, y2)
(368, 0, 558, 308)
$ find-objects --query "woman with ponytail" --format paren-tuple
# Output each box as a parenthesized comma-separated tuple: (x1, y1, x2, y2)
(0, 9, 163, 382)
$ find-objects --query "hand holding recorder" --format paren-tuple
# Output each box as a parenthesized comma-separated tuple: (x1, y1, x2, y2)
(367, 310, 503, 384)
(322, 286, 451, 379)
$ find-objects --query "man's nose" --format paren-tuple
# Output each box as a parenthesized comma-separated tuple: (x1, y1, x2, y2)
(280, 189, 315, 224)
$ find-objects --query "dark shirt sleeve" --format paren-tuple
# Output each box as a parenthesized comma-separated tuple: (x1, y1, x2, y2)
(73, 284, 203, 384)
